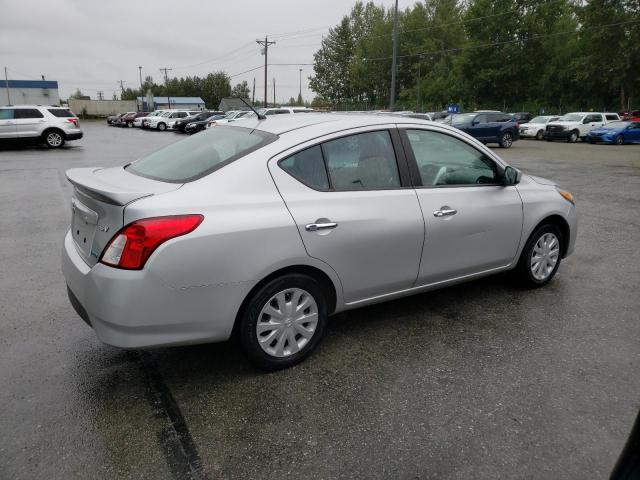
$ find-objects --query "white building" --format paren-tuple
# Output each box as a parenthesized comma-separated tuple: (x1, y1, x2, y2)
(1, 80, 60, 106)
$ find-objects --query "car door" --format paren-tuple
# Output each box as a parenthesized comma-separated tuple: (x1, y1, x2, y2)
(627, 122, 640, 142)
(14, 108, 46, 137)
(0, 108, 17, 138)
(466, 114, 490, 140)
(399, 127, 523, 285)
(269, 127, 425, 303)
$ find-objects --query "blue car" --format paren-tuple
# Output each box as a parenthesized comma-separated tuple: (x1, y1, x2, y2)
(587, 121, 640, 145)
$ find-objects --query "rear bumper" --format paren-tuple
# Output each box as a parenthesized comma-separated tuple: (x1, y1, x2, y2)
(66, 132, 83, 141)
(61, 230, 247, 349)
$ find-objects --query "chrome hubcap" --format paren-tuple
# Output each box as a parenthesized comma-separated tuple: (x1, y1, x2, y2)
(47, 133, 62, 146)
(530, 233, 560, 281)
(256, 288, 318, 358)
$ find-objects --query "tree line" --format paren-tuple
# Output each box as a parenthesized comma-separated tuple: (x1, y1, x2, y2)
(309, 0, 640, 113)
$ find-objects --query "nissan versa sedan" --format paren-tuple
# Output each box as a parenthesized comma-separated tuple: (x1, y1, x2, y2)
(62, 114, 577, 370)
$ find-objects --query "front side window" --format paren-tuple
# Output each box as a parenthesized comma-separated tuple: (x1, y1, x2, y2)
(405, 129, 498, 186)
(126, 126, 277, 182)
(323, 131, 400, 190)
(0, 109, 14, 120)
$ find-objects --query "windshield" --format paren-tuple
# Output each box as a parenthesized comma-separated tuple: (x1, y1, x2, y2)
(559, 114, 584, 122)
(603, 121, 629, 129)
(529, 116, 549, 124)
(126, 126, 278, 182)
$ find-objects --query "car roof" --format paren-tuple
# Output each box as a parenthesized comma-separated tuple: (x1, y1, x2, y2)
(229, 112, 456, 136)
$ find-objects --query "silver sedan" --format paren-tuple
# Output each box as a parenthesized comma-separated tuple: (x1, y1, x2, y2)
(62, 114, 577, 370)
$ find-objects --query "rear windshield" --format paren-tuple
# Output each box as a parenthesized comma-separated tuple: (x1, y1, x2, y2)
(126, 126, 277, 182)
(48, 108, 75, 117)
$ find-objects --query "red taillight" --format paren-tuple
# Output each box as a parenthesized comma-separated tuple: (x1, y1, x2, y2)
(67, 118, 79, 127)
(100, 215, 204, 270)
(514, 122, 520, 129)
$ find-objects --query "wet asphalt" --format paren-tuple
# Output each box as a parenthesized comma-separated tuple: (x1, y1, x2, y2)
(0, 122, 638, 479)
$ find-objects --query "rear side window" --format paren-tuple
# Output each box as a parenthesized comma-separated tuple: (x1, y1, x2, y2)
(126, 126, 277, 182)
(0, 109, 14, 120)
(48, 109, 74, 118)
(15, 109, 44, 119)
(279, 130, 401, 191)
(280, 146, 329, 190)
(605, 114, 618, 121)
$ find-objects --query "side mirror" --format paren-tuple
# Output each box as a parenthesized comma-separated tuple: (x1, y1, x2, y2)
(503, 166, 521, 186)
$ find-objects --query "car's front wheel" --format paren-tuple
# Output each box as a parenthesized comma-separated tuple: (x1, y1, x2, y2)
(239, 274, 327, 370)
(157, 122, 166, 131)
(516, 224, 563, 288)
(43, 129, 65, 148)
(568, 130, 579, 143)
(499, 132, 514, 148)
(536, 130, 544, 140)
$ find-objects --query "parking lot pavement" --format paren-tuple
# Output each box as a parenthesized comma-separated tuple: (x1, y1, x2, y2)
(1, 123, 638, 479)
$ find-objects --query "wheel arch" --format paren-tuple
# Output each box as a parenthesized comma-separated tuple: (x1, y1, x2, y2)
(232, 264, 339, 338)
(42, 127, 65, 138)
(530, 214, 571, 258)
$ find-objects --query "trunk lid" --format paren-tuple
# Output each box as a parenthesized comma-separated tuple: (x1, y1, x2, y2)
(66, 166, 181, 266)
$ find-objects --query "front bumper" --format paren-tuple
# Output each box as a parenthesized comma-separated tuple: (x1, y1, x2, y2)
(587, 133, 615, 143)
(544, 130, 571, 140)
(61, 230, 247, 349)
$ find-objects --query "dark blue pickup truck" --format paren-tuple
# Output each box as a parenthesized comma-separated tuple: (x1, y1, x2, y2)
(451, 112, 520, 148)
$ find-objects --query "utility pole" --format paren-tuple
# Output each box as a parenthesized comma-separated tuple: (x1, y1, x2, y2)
(4, 67, 11, 104)
(273, 77, 276, 106)
(160, 67, 172, 109)
(97, 91, 104, 101)
(252, 77, 256, 104)
(299, 68, 302, 104)
(138, 66, 143, 91)
(256, 36, 276, 107)
(389, 0, 399, 111)
(117, 80, 126, 93)
(416, 54, 423, 113)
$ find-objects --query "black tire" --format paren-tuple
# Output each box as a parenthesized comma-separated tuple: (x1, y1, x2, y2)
(568, 130, 578, 143)
(239, 273, 328, 370)
(615, 134, 624, 145)
(43, 129, 65, 148)
(536, 130, 544, 140)
(499, 132, 514, 148)
(515, 224, 563, 288)
(545, 138, 552, 142)
(157, 122, 166, 131)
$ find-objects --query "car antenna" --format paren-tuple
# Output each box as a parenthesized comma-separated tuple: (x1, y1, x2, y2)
(237, 97, 266, 120)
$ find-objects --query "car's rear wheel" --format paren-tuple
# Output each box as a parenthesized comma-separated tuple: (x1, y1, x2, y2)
(615, 134, 624, 145)
(516, 224, 563, 288)
(157, 123, 166, 131)
(499, 132, 513, 148)
(568, 130, 578, 143)
(536, 130, 544, 140)
(43, 129, 65, 148)
(239, 273, 327, 370)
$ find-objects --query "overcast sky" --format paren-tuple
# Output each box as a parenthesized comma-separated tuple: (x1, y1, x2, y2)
(1, 0, 414, 105)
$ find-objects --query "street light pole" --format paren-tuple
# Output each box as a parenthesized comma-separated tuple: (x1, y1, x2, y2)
(299, 68, 302, 104)
(138, 66, 144, 111)
(389, 0, 399, 111)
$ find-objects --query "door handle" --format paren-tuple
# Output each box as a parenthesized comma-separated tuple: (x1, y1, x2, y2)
(305, 222, 338, 232)
(433, 207, 457, 217)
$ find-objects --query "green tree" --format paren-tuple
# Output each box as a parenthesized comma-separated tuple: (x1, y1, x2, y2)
(231, 80, 251, 99)
(69, 88, 85, 99)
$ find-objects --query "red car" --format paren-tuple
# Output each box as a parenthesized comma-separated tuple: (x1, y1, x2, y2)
(621, 110, 640, 122)
(117, 111, 148, 127)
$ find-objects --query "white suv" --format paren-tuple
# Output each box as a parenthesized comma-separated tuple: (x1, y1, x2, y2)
(544, 112, 620, 142)
(0, 105, 83, 148)
(147, 110, 201, 131)
(134, 110, 166, 128)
